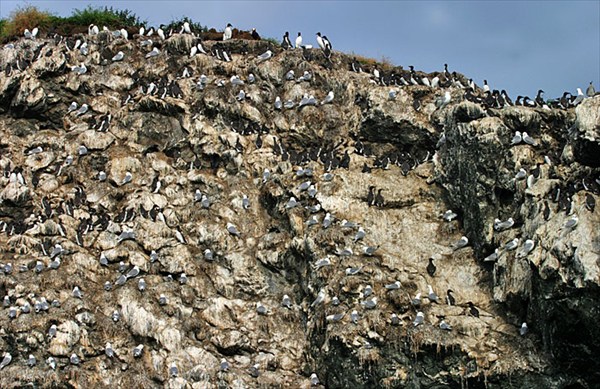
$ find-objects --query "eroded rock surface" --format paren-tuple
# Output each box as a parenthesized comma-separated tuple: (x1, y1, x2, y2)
(0, 31, 598, 388)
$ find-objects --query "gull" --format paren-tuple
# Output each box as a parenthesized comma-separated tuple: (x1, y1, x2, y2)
(331, 296, 340, 306)
(27, 354, 36, 367)
(285, 197, 298, 209)
(323, 213, 332, 229)
(133, 344, 144, 358)
(104, 281, 112, 291)
(220, 358, 230, 371)
(159, 294, 167, 305)
(257, 50, 273, 61)
(48, 324, 58, 338)
(362, 245, 379, 256)
(256, 302, 267, 315)
(227, 222, 241, 237)
(353, 227, 366, 242)
(112, 51, 124, 62)
(310, 373, 319, 386)
(70, 353, 80, 365)
(75, 103, 89, 116)
(170, 363, 179, 377)
(141, 38, 153, 47)
(126, 265, 140, 278)
(563, 214, 578, 229)
(340, 219, 356, 228)
(194, 189, 202, 202)
(27, 146, 44, 155)
(413, 311, 425, 327)
(572, 88, 585, 106)
(248, 73, 255, 83)
(515, 168, 527, 180)
(78, 145, 88, 156)
(175, 228, 187, 244)
(385, 281, 401, 290)
(428, 284, 439, 303)
(311, 289, 326, 307)
(520, 322, 529, 336)
(67, 101, 78, 113)
(306, 204, 321, 213)
(503, 238, 519, 251)
(351, 310, 359, 324)
(321, 91, 334, 105)
(326, 312, 345, 322)
(105, 343, 115, 358)
(483, 248, 500, 262)
(284, 99, 295, 109)
(112, 310, 120, 322)
(274, 96, 282, 110)
(435, 91, 451, 109)
(335, 247, 353, 256)
(230, 75, 244, 85)
(138, 278, 146, 291)
(451, 236, 469, 250)
(361, 297, 378, 309)
(285, 70, 295, 80)
(71, 62, 87, 75)
(345, 266, 362, 275)
(442, 210, 458, 222)
(242, 194, 250, 210)
(262, 169, 270, 183)
(314, 257, 331, 270)
(522, 132, 536, 146)
(494, 217, 514, 231)
(308, 185, 317, 197)
(306, 215, 319, 226)
(236, 89, 246, 101)
(389, 89, 397, 100)
(204, 248, 214, 261)
(391, 313, 401, 326)
(440, 320, 452, 331)
(122, 171, 132, 185)
(145, 47, 160, 58)
(72, 286, 83, 299)
(281, 294, 293, 309)
(511, 131, 522, 145)
(298, 180, 311, 191)
(516, 239, 535, 258)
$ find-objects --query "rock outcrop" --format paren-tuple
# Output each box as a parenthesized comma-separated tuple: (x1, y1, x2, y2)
(0, 31, 598, 388)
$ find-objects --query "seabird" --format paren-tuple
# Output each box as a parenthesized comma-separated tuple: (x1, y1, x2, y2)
(133, 344, 144, 358)
(145, 47, 160, 59)
(517, 239, 535, 258)
(72, 286, 83, 299)
(282, 31, 292, 49)
(520, 322, 529, 336)
(295, 32, 302, 48)
(428, 285, 439, 303)
(159, 294, 168, 305)
(219, 358, 230, 372)
(426, 257, 437, 277)
(515, 168, 527, 180)
(572, 88, 585, 106)
(389, 89, 397, 100)
(262, 169, 270, 183)
(563, 214, 578, 229)
(522, 132, 536, 146)
(311, 289, 326, 307)
(494, 217, 514, 231)
(374, 188, 384, 207)
(503, 238, 519, 251)
(257, 50, 272, 61)
(446, 290, 456, 305)
(47, 356, 56, 370)
(321, 90, 334, 105)
(285, 197, 298, 209)
(435, 91, 451, 110)
(112, 310, 120, 322)
(310, 373, 320, 386)
(256, 302, 267, 315)
(451, 236, 469, 250)
(585, 193, 596, 212)
(110, 51, 125, 62)
(314, 257, 331, 270)
(122, 171, 133, 185)
(138, 278, 146, 291)
(345, 266, 362, 275)
(467, 301, 480, 317)
(361, 297, 378, 309)
(67, 101, 78, 114)
(363, 245, 379, 256)
(75, 103, 89, 116)
(236, 89, 246, 101)
(483, 249, 499, 262)
(350, 310, 359, 324)
(440, 320, 452, 331)
(413, 312, 424, 326)
(70, 353, 80, 365)
(353, 227, 366, 242)
(223, 23, 233, 41)
(586, 81, 596, 97)
(511, 131, 522, 145)
(385, 281, 401, 290)
(27, 354, 36, 367)
(281, 294, 293, 309)
(442, 210, 458, 222)
(227, 222, 241, 237)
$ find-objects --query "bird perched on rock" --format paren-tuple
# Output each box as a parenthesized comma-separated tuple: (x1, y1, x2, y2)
(427, 257, 436, 277)
(257, 50, 272, 61)
(295, 32, 302, 48)
(223, 23, 233, 40)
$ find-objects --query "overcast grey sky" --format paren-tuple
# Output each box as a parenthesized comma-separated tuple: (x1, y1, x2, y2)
(2, 1, 598, 98)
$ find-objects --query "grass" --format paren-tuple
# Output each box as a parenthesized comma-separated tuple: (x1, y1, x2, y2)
(0, 5, 146, 42)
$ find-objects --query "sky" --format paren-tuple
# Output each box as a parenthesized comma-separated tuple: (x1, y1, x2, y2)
(1, 0, 598, 98)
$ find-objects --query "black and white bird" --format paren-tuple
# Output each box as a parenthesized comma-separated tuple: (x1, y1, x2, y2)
(257, 50, 272, 61)
(223, 23, 233, 41)
(282, 32, 292, 49)
(295, 32, 302, 48)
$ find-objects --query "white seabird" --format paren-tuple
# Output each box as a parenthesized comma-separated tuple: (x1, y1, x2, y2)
(257, 50, 273, 61)
(223, 23, 233, 41)
(413, 311, 424, 326)
(112, 51, 124, 62)
(321, 90, 334, 105)
(226, 222, 241, 237)
(145, 47, 160, 59)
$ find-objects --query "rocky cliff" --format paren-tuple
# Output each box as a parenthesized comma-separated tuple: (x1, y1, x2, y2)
(0, 31, 598, 388)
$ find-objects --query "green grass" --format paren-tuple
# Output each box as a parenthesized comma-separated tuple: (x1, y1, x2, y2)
(66, 6, 143, 28)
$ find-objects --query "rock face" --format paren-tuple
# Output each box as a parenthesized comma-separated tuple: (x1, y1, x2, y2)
(0, 31, 598, 388)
